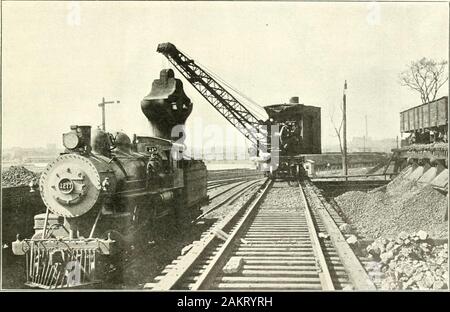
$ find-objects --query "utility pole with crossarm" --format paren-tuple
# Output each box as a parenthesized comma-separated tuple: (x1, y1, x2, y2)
(98, 97, 120, 131)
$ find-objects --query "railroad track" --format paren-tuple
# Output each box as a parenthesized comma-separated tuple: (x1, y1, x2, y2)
(116, 178, 265, 279)
(208, 180, 251, 201)
(307, 182, 386, 288)
(207, 177, 250, 191)
(145, 179, 376, 291)
(196, 178, 266, 221)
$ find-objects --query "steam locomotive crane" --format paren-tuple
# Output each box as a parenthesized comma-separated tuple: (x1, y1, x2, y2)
(156, 43, 268, 152)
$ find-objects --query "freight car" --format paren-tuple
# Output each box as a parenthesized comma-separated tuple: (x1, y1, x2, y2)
(392, 96, 448, 173)
(11, 69, 208, 289)
(400, 96, 448, 145)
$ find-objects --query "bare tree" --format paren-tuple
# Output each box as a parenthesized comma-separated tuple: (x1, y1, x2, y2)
(329, 104, 344, 155)
(399, 57, 448, 104)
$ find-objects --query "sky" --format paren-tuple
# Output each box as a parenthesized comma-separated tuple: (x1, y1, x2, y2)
(1, 1, 449, 151)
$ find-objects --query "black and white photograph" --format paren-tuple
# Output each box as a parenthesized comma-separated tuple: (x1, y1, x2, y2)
(0, 0, 448, 295)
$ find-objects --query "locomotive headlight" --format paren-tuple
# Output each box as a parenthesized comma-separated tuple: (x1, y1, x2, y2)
(63, 132, 80, 149)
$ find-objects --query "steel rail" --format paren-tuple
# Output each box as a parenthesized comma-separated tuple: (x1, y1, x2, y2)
(148, 179, 374, 291)
(208, 180, 250, 201)
(145, 178, 270, 290)
(207, 176, 256, 185)
(207, 176, 262, 190)
(190, 180, 273, 290)
(195, 178, 266, 222)
(297, 182, 335, 290)
(301, 180, 377, 290)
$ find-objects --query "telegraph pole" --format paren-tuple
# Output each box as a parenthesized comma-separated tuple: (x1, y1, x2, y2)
(98, 97, 120, 131)
(342, 81, 348, 179)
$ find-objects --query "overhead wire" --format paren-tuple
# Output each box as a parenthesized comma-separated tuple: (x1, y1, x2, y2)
(170, 49, 269, 146)
(178, 48, 268, 122)
(195, 62, 268, 121)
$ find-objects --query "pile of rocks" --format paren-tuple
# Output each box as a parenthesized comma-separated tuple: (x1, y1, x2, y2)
(366, 231, 448, 290)
(1, 166, 40, 187)
(335, 180, 448, 239)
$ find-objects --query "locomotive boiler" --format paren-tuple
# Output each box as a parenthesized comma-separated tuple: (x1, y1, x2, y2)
(12, 69, 207, 289)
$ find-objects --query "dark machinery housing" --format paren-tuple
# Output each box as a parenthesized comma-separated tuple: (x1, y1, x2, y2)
(262, 97, 321, 179)
(12, 69, 207, 289)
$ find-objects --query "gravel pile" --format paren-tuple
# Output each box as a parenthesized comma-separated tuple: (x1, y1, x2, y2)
(1, 166, 40, 188)
(366, 231, 448, 290)
(335, 174, 448, 239)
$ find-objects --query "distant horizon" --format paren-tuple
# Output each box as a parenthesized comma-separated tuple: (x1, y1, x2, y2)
(1, 134, 399, 153)
(2, 2, 448, 151)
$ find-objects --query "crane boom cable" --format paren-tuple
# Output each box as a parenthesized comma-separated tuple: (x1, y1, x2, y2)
(178, 48, 268, 121)
(176, 48, 265, 123)
(165, 54, 263, 146)
(183, 60, 268, 139)
(195, 62, 263, 112)
(159, 43, 269, 148)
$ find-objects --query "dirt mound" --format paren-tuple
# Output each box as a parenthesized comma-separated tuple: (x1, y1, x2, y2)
(335, 171, 448, 239)
(1, 166, 41, 188)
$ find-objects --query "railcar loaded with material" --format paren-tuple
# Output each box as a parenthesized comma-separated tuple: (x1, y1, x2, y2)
(156, 42, 321, 179)
(392, 96, 448, 174)
(11, 69, 208, 289)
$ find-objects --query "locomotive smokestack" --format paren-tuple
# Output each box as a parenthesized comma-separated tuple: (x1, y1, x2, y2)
(141, 69, 193, 140)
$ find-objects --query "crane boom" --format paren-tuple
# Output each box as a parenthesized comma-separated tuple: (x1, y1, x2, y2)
(156, 42, 267, 148)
